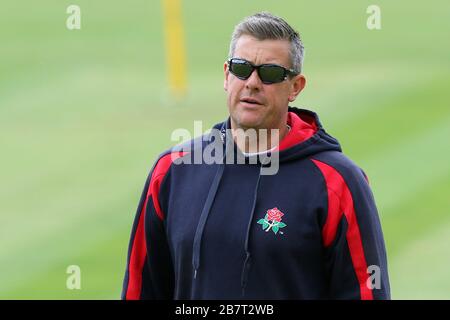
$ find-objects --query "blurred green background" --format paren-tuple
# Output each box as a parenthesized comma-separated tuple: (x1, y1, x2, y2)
(1, 0, 449, 299)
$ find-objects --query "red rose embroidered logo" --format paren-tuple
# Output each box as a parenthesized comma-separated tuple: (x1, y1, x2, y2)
(257, 207, 287, 235)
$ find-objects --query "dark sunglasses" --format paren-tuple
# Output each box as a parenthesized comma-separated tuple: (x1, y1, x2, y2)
(228, 58, 299, 84)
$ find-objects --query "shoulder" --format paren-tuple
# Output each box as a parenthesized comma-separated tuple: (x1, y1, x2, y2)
(148, 119, 225, 178)
(310, 150, 370, 193)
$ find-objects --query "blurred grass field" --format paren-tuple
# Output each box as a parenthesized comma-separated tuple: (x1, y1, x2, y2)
(1, 0, 449, 299)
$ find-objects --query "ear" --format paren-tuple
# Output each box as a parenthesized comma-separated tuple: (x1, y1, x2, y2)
(288, 75, 306, 102)
(223, 61, 229, 91)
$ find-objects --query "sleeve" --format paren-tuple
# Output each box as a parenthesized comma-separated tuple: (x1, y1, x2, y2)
(121, 157, 175, 300)
(312, 159, 391, 300)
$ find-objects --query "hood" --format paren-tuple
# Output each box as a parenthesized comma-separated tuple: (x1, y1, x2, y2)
(212, 106, 342, 162)
(278, 106, 342, 161)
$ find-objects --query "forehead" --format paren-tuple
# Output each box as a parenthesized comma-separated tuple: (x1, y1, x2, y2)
(233, 35, 291, 66)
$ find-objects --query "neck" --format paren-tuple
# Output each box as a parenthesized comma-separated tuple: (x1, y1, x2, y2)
(231, 123, 290, 154)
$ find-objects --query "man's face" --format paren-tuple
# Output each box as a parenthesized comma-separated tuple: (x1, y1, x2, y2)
(224, 35, 306, 131)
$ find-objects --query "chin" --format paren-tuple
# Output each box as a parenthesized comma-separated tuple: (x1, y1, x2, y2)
(235, 115, 264, 129)
(230, 106, 265, 129)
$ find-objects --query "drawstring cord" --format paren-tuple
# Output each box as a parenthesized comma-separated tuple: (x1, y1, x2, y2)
(191, 120, 268, 298)
(241, 164, 263, 297)
(190, 123, 230, 298)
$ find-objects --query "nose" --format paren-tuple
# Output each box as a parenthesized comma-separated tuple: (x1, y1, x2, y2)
(245, 69, 263, 91)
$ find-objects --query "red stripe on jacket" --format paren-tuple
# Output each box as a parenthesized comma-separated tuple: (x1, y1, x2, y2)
(125, 152, 186, 300)
(311, 159, 373, 300)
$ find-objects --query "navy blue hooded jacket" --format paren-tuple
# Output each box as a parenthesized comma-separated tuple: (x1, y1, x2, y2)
(122, 107, 390, 300)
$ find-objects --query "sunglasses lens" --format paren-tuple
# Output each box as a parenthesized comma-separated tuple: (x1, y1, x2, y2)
(230, 60, 253, 79)
(259, 65, 285, 84)
(229, 59, 291, 84)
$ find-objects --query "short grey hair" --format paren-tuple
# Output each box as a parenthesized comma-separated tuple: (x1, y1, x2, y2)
(228, 12, 305, 74)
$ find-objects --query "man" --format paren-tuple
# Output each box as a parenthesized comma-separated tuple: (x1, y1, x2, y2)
(122, 12, 390, 299)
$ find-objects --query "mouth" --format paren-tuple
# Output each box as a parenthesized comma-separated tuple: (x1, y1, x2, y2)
(240, 97, 263, 106)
